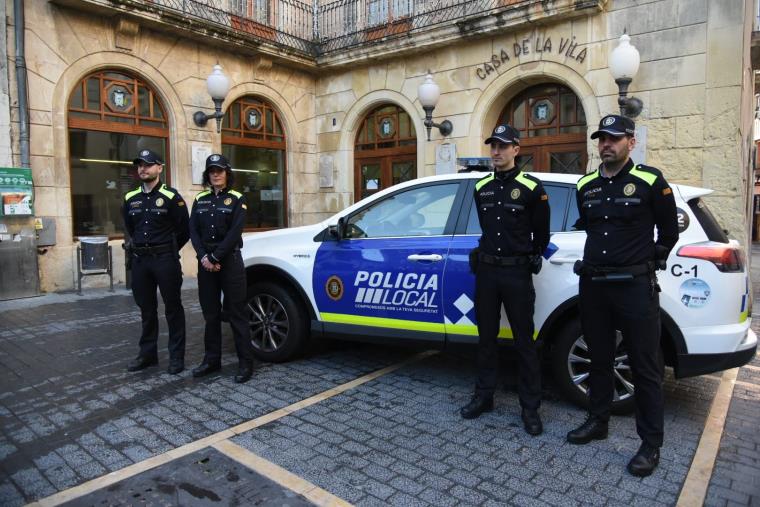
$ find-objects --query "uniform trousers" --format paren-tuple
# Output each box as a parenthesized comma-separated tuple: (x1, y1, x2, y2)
(197, 251, 253, 365)
(474, 263, 541, 409)
(579, 273, 664, 448)
(131, 252, 186, 361)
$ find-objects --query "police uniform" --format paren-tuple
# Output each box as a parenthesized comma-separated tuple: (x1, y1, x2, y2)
(190, 154, 254, 383)
(461, 125, 550, 434)
(567, 115, 678, 477)
(122, 149, 190, 374)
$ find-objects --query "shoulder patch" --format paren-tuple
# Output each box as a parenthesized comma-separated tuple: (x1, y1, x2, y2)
(158, 184, 176, 199)
(576, 171, 599, 191)
(540, 194, 548, 201)
(514, 172, 538, 191)
(125, 187, 141, 201)
(228, 190, 243, 198)
(662, 187, 672, 196)
(195, 190, 212, 201)
(475, 174, 494, 192)
(629, 165, 658, 186)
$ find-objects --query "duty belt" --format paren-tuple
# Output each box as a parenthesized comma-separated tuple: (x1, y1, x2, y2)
(578, 261, 655, 281)
(132, 242, 173, 256)
(478, 252, 531, 267)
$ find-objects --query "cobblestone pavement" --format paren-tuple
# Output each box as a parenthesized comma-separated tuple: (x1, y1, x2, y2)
(0, 269, 758, 505)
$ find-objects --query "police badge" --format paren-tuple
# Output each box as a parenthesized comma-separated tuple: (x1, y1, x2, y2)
(155, 197, 164, 207)
(510, 188, 520, 200)
(224, 197, 232, 206)
(623, 183, 636, 196)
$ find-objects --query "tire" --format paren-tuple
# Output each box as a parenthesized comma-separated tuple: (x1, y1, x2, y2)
(550, 316, 637, 415)
(246, 282, 308, 362)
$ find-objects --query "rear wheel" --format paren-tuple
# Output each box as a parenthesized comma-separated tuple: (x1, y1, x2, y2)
(550, 316, 637, 414)
(246, 282, 308, 362)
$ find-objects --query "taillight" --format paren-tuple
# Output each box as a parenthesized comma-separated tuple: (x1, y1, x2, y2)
(676, 243, 745, 272)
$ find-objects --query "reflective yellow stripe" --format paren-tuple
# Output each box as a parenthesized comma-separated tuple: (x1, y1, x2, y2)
(629, 165, 657, 186)
(322, 314, 538, 340)
(229, 190, 243, 198)
(321, 313, 445, 333)
(514, 171, 537, 191)
(576, 171, 598, 191)
(124, 187, 141, 201)
(740, 310, 748, 323)
(158, 184, 175, 199)
(475, 174, 494, 191)
(195, 190, 211, 201)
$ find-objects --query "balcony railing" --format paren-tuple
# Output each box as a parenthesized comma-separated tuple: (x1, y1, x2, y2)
(102, 0, 599, 57)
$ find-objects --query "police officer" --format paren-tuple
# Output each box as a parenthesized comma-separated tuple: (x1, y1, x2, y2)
(123, 149, 190, 375)
(460, 124, 550, 436)
(190, 154, 254, 383)
(567, 115, 678, 477)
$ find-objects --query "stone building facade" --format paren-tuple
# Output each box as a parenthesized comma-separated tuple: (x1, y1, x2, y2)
(1, 0, 755, 293)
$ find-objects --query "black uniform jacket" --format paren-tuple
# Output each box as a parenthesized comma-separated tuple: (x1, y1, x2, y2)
(190, 187, 247, 263)
(474, 169, 550, 257)
(123, 183, 189, 247)
(575, 159, 678, 267)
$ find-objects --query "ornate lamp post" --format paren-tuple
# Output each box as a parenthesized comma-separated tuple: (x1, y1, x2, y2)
(193, 64, 231, 133)
(417, 72, 453, 141)
(609, 34, 643, 118)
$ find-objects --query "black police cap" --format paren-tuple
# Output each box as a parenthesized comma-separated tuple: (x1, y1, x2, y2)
(133, 149, 164, 165)
(590, 114, 636, 139)
(205, 154, 231, 171)
(484, 124, 520, 145)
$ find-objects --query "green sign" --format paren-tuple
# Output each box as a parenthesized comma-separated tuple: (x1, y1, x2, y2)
(0, 167, 34, 216)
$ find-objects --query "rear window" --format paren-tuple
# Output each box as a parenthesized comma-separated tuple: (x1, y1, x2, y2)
(688, 198, 729, 243)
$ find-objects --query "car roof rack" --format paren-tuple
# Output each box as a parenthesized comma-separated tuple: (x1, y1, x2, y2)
(457, 157, 492, 173)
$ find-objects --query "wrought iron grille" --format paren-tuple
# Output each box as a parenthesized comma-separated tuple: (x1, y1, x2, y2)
(122, 0, 581, 56)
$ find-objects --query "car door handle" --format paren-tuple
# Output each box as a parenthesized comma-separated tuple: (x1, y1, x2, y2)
(549, 256, 580, 265)
(407, 254, 444, 262)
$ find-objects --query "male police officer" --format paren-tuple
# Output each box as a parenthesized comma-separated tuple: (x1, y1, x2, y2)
(460, 124, 550, 436)
(190, 154, 254, 383)
(123, 149, 190, 374)
(567, 115, 678, 477)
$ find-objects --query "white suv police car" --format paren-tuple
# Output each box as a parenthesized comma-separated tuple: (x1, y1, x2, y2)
(242, 171, 757, 412)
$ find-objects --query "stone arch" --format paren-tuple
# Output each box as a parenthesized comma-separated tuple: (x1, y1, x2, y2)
(469, 61, 601, 171)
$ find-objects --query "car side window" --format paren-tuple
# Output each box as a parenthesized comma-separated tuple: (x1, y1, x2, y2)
(464, 183, 573, 234)
(566, 189, 580, 231)
(346, 183, 460, 238)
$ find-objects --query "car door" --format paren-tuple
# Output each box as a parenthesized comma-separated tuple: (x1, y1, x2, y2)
(313, 180, 468, 343)
(443, 179, 584, 343)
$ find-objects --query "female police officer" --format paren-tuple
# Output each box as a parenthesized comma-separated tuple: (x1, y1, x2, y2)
(190, 154, 254, 383)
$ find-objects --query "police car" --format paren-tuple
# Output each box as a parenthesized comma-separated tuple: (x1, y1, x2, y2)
(241, 170, 757, 412)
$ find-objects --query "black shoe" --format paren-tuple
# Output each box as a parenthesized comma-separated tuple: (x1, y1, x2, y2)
(566, 416, 608, 444)
(627, 442, 660, 477)
(521, 408, 543, 436)
(460, 395, 494, 419)
(192, 362, 221, 378)
(127, 356, 158, 372)
(167, 360, 184, 375)
(234, 363, 254, 384)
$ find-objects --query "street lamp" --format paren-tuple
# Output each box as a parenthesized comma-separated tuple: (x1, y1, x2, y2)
(609, 33, 643, 118)
(417, 72, 453, 141)
(193, 64, 231, 133)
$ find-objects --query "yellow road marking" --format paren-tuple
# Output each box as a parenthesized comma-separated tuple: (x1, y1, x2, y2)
(676, 367, 738, 507)
(214, 440, 352, 507)
(28, 350, 437, 507)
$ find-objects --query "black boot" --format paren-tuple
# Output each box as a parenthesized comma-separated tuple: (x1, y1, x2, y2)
(167, 359, 184, 375)
(192, 361, 221, 378)
(127, 356, 158, 372)
(566, 415, 608, 444)
(521, 408, 543, 436)
(234, 362, 254, 384)
(627, 442, 660, 477)
(460, 395, 494, 419)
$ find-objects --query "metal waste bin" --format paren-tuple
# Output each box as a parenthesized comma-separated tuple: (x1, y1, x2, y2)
(77, 236, 113, 294)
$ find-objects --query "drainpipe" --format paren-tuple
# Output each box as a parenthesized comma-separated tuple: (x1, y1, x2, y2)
(13, 0, 30, 168)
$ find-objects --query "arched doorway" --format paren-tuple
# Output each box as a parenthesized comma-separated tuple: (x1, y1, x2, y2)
(221, 95, 287, 230)
(67, 69, 169, 238)
(499, 83, 587, 174)
(354, 104, 417, 201)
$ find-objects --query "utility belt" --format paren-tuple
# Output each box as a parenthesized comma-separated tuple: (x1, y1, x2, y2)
(478, 252, 531, 267)
(203, 243, 240, 256)
(132, 242, 174, 256)
(574, 260, 655, 282)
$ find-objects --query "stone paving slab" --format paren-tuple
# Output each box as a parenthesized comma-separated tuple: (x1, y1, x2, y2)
(60, 447, 314, 506)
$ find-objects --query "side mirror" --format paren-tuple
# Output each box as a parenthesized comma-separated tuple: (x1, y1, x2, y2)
(328, 217, 347, 241)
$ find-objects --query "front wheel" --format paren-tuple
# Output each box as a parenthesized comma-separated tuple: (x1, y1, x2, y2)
(550, 316, 636, 414)
(246, 282, 308, 362)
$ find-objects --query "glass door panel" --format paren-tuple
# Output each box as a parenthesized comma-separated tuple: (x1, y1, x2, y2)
(391, 160, 415, 186)
(359, 161, 382, 200)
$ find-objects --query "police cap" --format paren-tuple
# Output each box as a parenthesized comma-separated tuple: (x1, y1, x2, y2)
(205, 154, 231, 171)
(590, 114, 635, 139)
(133, 149, 164, 166)
(484, 124, 520, 145)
